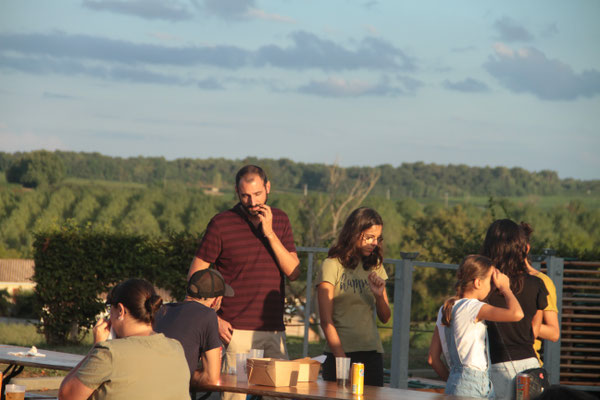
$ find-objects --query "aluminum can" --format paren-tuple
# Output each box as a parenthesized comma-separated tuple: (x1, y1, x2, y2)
(351, 362, 364, 395)
(516, 372, 531, 400)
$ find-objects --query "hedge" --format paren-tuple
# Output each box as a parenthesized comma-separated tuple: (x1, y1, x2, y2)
(33, 223, 200, 344)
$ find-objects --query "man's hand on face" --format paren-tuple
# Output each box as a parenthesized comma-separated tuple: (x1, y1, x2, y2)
(256, 204, 275, 237)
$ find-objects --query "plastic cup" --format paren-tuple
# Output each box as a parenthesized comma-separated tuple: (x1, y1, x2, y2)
(249, 348, 264, 359)
(5, 384, 26, 400)
(335, 357, 351, 388)
(236, 352, 249, 382)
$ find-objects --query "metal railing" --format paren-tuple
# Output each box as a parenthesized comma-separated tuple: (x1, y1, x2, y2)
(296, 247, 564, 389)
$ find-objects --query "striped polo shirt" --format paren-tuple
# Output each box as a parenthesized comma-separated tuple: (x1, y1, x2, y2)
(195, 203, 296, 331)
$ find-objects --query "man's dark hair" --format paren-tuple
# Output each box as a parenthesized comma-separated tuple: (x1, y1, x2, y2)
(235, 165, 268, 188)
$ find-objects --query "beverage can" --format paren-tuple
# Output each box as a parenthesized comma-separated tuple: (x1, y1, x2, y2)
(516, 372, 531, 400)
(351, 362, 364, 395)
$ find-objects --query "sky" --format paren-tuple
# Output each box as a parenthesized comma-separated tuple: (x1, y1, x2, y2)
(1, 1, 599, 180)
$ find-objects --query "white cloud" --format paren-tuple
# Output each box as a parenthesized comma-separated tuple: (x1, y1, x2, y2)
(493, 42, 514, 58)
(298, 75, 417, 97)
(246, 8, 295, 23)
(484, 43, 600, 100)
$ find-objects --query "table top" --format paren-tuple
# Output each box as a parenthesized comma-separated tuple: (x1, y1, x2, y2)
(0, 345, 84, 371)
(202, 374, 478, 400)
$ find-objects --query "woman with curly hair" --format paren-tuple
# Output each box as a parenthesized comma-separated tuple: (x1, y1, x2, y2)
(482, 219, 548, 400)
(317, 207, 390, 387)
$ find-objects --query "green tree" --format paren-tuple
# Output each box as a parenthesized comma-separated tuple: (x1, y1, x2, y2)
(6, 151, 66, 188)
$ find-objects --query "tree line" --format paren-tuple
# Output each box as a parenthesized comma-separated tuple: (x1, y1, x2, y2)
(1, 150, 598, 197)
(1, 170, 598, 321)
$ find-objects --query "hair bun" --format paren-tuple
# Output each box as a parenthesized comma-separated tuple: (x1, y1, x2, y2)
(145, 294, 163, 316)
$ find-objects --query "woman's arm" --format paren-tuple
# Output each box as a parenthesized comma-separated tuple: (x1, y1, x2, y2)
(532, 309, 543, 339)
(538, 310, 560, 342)
(368, 271, 391, 323)
(59, 317, 110, 399)
(58, 375, 94, 400)
(477, 289, 524, 323)
(478, 269, 524, 323)
(427, 326, 448, 381)
(317, 282, 346, 358)
(58, 350, 95, 400)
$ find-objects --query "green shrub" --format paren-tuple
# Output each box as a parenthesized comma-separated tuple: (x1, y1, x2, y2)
(33, 222, 200, 344)
(0, 289, 11, 316)
(11, 289, 37, 319)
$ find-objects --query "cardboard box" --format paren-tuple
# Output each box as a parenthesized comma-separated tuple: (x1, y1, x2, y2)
(247, 358, 300, 387)
(293, 357, 321, 382)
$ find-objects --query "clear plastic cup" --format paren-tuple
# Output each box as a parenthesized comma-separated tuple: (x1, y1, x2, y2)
(236, 352, 249, 382)
(5, 384, 26, 400)
(249, 348, 264, 359)
(335, 357, 351, 389)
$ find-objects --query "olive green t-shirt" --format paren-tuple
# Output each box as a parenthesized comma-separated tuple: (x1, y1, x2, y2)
(76, 333, 190, 400)
(317, 257, 388, 353)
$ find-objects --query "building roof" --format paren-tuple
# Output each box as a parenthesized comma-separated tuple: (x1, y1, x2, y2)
(0, 259, 35, 282)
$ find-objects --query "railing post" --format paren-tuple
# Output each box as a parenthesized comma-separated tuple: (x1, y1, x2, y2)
(543, 249, 563, 385)
(302, 252, 314, 358)
(390, 252, 418, 389)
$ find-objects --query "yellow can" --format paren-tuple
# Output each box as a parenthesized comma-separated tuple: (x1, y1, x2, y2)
(351, 362, 364, 395)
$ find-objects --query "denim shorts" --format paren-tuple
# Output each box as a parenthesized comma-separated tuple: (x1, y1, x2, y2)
(445, 366, 494, 399)
(490, 357, 540, 400)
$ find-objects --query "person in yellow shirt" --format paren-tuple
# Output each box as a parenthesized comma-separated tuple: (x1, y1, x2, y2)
(521, 222, 560, 364)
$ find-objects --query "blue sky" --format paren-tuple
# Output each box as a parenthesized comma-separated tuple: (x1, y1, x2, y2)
(1, 0, 599, 180)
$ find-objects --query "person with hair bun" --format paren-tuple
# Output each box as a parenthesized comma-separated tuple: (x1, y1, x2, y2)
(428, 255, 523, 398)
(317, 207, 391, 387)
(59, 279, 190, 400)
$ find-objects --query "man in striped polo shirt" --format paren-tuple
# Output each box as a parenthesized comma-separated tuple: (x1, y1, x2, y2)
(188, 165, 300, 399)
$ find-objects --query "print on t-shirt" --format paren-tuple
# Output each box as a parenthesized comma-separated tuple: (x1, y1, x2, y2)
(339, 272, 369, 293)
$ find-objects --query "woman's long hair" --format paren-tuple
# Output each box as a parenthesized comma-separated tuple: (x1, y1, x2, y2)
(481, 219, 528, 294)
(441, 255, 494, 326)
(328, 207, 383, 271)
(107, 278, 163, 325)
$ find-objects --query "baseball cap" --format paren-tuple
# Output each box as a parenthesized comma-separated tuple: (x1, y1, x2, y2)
(187, 269, 234, 299)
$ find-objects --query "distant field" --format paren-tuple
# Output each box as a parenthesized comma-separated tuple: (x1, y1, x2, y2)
(63, 177, 148, 189)
(421, 194, 600, 210)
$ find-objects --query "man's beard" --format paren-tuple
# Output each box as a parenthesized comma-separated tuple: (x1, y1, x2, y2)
(241, 193, 269, 216)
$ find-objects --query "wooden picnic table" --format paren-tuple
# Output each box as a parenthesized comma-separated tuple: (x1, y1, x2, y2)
(201, 373, 478, 400)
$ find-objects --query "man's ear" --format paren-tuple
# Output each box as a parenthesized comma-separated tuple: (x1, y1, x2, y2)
(265, 181, 271, 194)
(211, 296, 223, 311)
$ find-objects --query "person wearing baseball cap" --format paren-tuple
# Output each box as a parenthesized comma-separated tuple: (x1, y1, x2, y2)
(154, 269, 234, 388)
